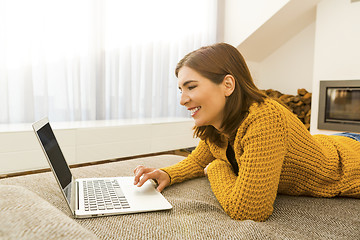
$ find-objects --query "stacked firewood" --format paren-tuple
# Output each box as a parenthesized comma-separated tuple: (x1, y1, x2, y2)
(262, 88, 312, 130)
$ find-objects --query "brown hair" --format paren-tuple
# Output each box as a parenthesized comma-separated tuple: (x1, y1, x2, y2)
(176, 43, 267, 146)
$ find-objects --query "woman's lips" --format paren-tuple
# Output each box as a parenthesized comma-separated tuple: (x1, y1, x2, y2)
(190, 106, 201, 116)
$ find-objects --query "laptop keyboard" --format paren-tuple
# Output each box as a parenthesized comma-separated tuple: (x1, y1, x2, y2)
(83, 179, 130, 211)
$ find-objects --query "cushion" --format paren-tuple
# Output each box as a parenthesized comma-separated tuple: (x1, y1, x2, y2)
(0, 185, 98, 240)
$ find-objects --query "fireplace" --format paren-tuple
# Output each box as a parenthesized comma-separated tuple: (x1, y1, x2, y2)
(318, 80, 360, 132)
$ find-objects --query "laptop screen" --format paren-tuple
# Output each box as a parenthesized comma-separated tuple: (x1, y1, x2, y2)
(36, 123, 72, 191)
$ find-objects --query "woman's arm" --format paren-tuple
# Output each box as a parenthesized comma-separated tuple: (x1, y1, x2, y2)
(133, 139, 215, 192)
(160, 139, 215, 185)
(207, 109, 288, 221)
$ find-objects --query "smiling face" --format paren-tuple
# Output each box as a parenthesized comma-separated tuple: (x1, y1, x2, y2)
(178, 66, 232, 131)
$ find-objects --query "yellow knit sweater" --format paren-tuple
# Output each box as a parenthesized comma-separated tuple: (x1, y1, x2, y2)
(161, 98, 360, 221)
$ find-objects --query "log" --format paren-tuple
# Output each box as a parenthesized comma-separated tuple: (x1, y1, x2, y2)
(263, 89, 312, 130)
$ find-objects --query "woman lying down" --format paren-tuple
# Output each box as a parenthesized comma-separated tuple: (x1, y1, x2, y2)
(134, 43, 360, 222)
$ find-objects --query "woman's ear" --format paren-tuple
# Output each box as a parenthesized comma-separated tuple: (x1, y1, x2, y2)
(223, 75, 235, 97)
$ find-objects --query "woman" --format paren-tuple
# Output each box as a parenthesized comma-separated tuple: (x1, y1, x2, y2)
(133, 43, 360, 221)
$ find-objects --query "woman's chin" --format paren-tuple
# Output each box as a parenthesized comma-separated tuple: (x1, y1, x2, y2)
(194, 120, 207, 127)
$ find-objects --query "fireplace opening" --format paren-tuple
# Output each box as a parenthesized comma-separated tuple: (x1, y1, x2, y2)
(318, 80, 360, 132)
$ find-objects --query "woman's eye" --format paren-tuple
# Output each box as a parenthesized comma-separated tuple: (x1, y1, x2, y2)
(188, 86, 196, 90)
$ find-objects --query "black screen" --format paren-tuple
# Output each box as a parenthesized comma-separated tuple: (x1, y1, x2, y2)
(37, 123, 72, 190)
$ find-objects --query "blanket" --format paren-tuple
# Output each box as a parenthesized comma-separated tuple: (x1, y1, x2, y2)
(1, 154, 359, 239)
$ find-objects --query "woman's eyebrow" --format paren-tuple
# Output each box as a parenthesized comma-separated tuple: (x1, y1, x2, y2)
(178, 80, 198, 90)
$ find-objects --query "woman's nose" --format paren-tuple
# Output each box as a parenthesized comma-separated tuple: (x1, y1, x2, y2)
(180, 92, 190, 106)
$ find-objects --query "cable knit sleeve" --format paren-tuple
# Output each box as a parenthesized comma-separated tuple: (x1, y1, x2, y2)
(207, 104, 288, 221)
(160, 139, 215, 185)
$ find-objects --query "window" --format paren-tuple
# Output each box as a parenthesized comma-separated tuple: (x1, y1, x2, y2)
(0, 0, 217, 123)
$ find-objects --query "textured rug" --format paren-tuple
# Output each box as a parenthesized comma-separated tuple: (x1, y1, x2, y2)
(1, 154, 359, 239)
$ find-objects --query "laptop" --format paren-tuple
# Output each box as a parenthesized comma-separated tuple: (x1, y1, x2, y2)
(32, 117, 172, 218)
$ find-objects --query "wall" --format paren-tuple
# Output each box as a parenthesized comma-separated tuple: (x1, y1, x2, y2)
(250, 21, 315, 95)
(226, 0, 360, 134)
(310, 0, 360, 134)
(224, 0, 289, 46)
(0, 119, 198, 175)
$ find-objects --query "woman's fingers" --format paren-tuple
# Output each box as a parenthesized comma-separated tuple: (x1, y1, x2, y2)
(133, 166, 170, 192)
(156, 180, 168, 192)
(133, 165, 144, 185)
(133, 165, 154, 185)
(136, 169, 159, 187)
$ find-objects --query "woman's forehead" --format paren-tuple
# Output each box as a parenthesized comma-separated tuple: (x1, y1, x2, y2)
(178, 66, 199, 78)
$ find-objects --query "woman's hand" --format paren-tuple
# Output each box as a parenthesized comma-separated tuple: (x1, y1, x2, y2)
(133, 165, 170, 192)
(204, 163, 211, 176)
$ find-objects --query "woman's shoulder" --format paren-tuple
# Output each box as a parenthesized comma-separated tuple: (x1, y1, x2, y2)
(248, 97, 287, 116)
(236, 98, 289, 134)
(234, 98, 290, 147)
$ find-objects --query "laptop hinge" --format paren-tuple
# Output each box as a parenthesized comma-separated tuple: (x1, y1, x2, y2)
(76, 181, 79, 211)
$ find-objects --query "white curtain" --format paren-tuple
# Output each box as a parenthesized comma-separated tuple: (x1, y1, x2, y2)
(0, 0, 217, 123)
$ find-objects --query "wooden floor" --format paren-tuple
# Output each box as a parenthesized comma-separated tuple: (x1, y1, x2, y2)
(0, 149, 190, 179)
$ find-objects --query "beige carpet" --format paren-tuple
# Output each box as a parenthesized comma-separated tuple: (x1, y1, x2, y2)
(1, 154, 359, 239)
